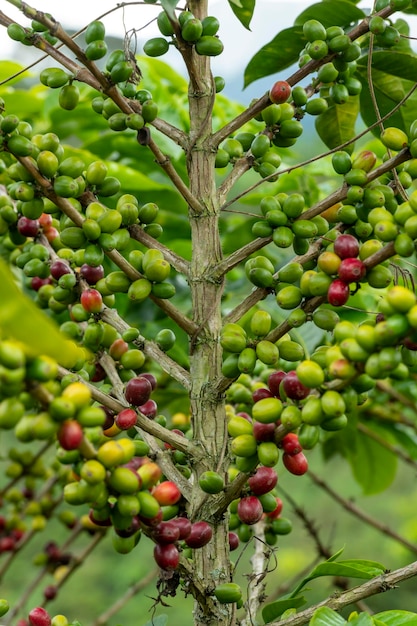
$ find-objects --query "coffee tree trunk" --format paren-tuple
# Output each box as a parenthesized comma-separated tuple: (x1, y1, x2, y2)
(185, 3, 232, 623)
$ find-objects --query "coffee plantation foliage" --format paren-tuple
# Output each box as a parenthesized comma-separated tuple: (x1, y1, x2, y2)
(2, 0, 417, 625)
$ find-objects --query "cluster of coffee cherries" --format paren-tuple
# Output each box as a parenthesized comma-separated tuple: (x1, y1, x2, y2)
(144, 10, 224, 59)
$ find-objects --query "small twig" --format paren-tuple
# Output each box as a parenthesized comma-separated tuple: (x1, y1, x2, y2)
(308, 470, 417, 555)
(92, 566, 159, 626)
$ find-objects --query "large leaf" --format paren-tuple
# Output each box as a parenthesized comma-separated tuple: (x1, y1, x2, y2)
(375, 611, 417, 626)
(0, 259, 83, 368)
(315, 96, 359, 151)
(262, 595, 306, 624)
(310, 607, 347, 626)
(346, 425, 398, 494)
(228, 0, 255, 30)
(244, 26, 304, 87)
(357, 52, 417, 135)
(294, 1, 365, 27)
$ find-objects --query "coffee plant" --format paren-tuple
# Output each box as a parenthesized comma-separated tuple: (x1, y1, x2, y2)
(1, 0, 417, 624)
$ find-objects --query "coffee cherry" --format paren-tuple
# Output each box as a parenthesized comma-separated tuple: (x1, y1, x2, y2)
(199, 471, 224, 494)
(237, 496, 263, 525)
(268, 370, 286, 397)
(57, 420, 83, 450)
(115, 408, 137, 430)
(333, 234, 359, 259)
(248, 467, 278, 495)
(152, 521, 181, 545)
(338, 258, 366, 283)
(170, 516, 192, 539)
(327, 279, 350, 306)
(80, 288, 103, 313)
(154, 543, 179, 570)
(152, 481, 181, 506)
(185, 521, 213, 548)
(269, 81, 291, 104)
(282, 371, 310, 401)
(214, 582, 242, 604)
(283, 451, 308, 475)
(28, 607, 51, 626)
(281, 433, 302, 456)
(125, 376, 152, 406)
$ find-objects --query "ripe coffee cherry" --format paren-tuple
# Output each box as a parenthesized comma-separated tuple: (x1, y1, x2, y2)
(253, 420, 276, 442)
(28, 607, 51, 626)
(281, 433, 302, 456)
(139, 399, 158, 419)
(152, 480, 181, 506)
(80, 263, 104, 285)
(43, 585, 57, 601)
(57, 420, 83, 450)
(328, 279, 350, 307)
(140, 372, 158, 390)
(185, 521, 213, 548)
(152, 521, 181, 545)
(333, 234, 359, 259)
(17, 216, 40, 237)
(229, 532, 239, 551)
(153, 542, 180, 570)
(252, 387, 274, 403)
(170, 516, 192, 539)
(338, 258, 366, 283)
(269, 80, 291, 104)
(282, 371, 310, 401)
(248, 466, 278, 496)
(267, 370, 286, 397)
(237, 496, 263, 525)
(50, 260, 71, 280)
(283, 451, 308, 475)
(80, 288, 103, 313)
(125, 376, 152, 406)
(115, 408, 137, 430)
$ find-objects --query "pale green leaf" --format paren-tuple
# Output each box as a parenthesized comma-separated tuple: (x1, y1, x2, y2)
(310, 607, 347, 626)
(375, 611, 417, 626)
(0, 259, 83, 368)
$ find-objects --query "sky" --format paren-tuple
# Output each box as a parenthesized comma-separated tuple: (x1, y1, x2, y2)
(0, 0, 312, 102)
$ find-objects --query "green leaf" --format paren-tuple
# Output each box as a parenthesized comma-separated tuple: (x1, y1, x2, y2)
(315, 96, 359, 151)
(375, 611, 417, 626)
(310, 607, 347, 626)
(290, 555, 385, 598)
(244, 26, 304, 87)
(346, 425, 398, 494)
(228, 0, 255, 30)
(262, 595, 306, 624)
(357, 52, 417, 135)
(0, 61, 29, 85)
(0, 259, 83, 368)
(348, 613, 374, 626)
(294, 1, 365, 27)
(160, 0, 179, 19)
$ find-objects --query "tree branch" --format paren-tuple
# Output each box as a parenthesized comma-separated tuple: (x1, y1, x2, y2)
(270, 560, 417, 626)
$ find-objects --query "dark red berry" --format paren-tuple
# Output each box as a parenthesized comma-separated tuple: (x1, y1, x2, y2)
(327, 279, 350, 307)
(237, 496, 263, 525)
(282, 371, 310, 401)
(333, 234, 360, 259)
(281, 433, 302, 456)
(28, 607, 51, 626)
(152, 521, 181, 545)
(185, 521, 213, 548)
(57, 420, 83, 450)
(17, 216, 40, 237)
(125, 376, 152, 406)
(80, 263, 104, 285)
(253, 421, 276, 442)
(229, 532, 239, 551)
(338, 258, 366, 283)
(268, 370, 286, 397)
(50, 260, 71, 280)
(283, 451, 308, 475)
(154, 542, 180, 570)
(252, 387, 274, 403)
(248, 466, 278, 496)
